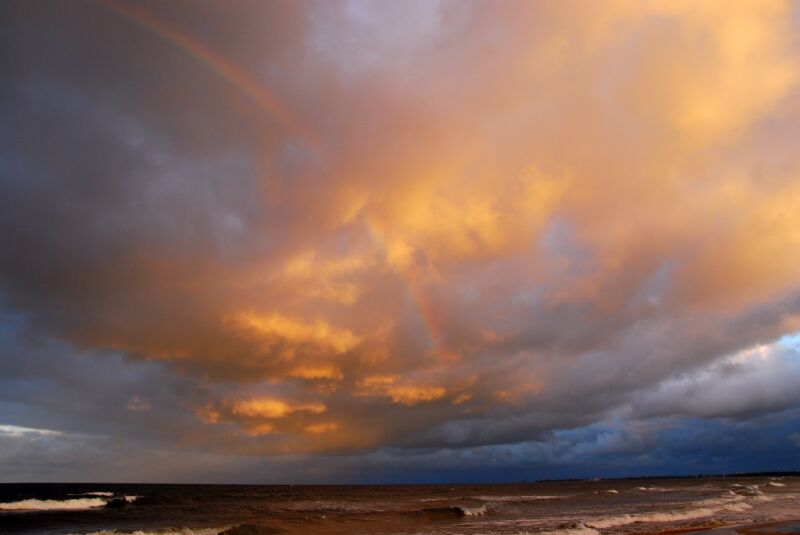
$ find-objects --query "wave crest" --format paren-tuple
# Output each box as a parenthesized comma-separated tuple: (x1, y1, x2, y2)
(0, 497, 108, 511)
(539, 522, 601, 535)
(586, 497, 751, 529)
(79, 529, 229, 535)
(474, 494, 564, 502)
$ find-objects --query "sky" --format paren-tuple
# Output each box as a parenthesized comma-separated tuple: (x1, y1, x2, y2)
(1, 0, 800, 483)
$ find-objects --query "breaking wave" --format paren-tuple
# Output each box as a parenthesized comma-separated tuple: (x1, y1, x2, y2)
(0, 497, 108, 511)
(105, 495, 141, 508)
(459, 504, 488, 516)
(0, 494, 140, 512)
(538, 522, 601, 535)
(70, 491, 114, 497)
(79, 529, 230, 535)
(473, 494, 565, 502)
(419, 504, 488, 517)
(586, 496, 752, 529)
(768, 481, 786, 487)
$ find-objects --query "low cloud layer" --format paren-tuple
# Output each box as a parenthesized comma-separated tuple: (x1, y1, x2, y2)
(1, 0, 800, 480)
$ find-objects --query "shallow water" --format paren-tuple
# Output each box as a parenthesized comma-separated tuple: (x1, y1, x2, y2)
(1, 476, 798, 534)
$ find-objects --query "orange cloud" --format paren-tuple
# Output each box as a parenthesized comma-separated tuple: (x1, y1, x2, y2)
(231, 398, 326, 419)
(288, 365, 344, 381)
(356, 376, 447, 405)
(304, 422, 338, 434)
(229, 312, 361, 357)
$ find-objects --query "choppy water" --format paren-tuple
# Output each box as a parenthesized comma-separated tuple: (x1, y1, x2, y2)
(1, 476, 798, 534)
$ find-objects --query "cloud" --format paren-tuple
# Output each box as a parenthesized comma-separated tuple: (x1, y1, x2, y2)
(630, 342, 800, 419)
(1, 0, 800, 478)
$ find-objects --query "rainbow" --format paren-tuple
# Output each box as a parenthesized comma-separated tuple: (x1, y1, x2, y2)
(365, 214, 452, 358)
(93, 0, 316, 149)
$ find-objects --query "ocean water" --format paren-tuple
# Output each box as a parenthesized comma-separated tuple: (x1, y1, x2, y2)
(1, 477, 798, 534)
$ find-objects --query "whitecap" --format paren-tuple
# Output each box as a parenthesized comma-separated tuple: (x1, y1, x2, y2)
(0, 497, 108, 511)
(457, 503, 488, 516)
(77, 529, 229, 535)
(474, 494, 564, 502)
(538, 521, 601, 535)
(586, 497, 751, 529)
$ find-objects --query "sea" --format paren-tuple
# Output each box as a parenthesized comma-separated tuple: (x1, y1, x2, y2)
(1, 476, 799, 534)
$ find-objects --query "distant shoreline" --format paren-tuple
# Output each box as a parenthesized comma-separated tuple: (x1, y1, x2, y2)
(534, 470, 800, 484)
(0, 471, 798, 486)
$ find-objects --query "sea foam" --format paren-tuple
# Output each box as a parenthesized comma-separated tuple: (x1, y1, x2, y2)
(78, 529, 228, 535)
(474, 494, 564, 502)
(458, 503, 488, 516)
(538, 522, 601, 535)
(0, 497, 108, 511)
(586, 497, 751, 529)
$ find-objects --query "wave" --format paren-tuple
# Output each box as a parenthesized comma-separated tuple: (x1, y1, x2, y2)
(105, 495, 141, 508)
(69, 491, 114, 497)
(753, 494, 775, 502)
(737, 484, 764, 497)
(79, 529, 230, 535)
(768, 481, 786, 487)
(1, 494, 140, 512)
(473, 494, 565, 502)
(0, 497, 108, 511)
(586, 497, 751, 529)
(460, 504, 488, 516)
(279, 500, 391, 514)
(419, 504, 488, 517)
(538, 522, 601, 535)
(636, 486, 667, 492)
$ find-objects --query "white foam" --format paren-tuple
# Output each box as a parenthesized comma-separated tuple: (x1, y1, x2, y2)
(123, 495, 141, 503)
(636, 486, 666, 492)
(586, 498, 751, 529)
(538, 522, 601, 535)
(70, 491, 114, 497)
(605, 489, 619, 494)
(0, 497, 108, 511)
(474, 495, 564, 502)
(458, 504, 488, 516)
(78, 529, 228, 535)
(768, 482, 786, 487)
(737, 485, 765, 497)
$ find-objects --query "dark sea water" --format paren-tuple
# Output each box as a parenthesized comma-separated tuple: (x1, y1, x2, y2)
(1, 477, 799, 534)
